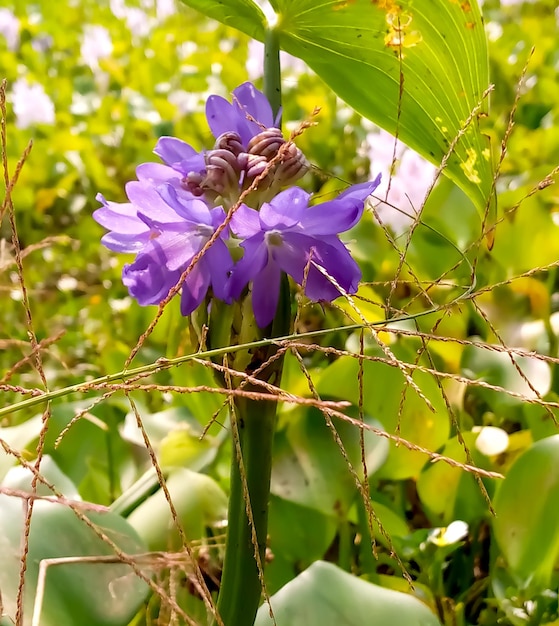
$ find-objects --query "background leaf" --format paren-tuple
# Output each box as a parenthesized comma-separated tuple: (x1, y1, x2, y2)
(255, 560, 442, 626)
(492, 434, 559, 590)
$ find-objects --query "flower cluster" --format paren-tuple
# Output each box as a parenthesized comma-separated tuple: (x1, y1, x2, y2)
(94, 83, 380, 327)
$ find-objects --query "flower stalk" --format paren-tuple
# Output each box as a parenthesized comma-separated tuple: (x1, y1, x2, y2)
(216, 274, 291, 626)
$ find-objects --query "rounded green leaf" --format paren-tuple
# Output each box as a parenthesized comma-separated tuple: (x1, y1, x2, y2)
(492, 434, 559, 589)
(126, 468, 228, 550)
(0, 496, 148, 626)
(255, 560, 442, 626)
(271, 406, 388, 515)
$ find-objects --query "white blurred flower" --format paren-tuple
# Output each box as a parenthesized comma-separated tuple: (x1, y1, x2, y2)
(111, 0, 174, 35)
(365, 128, 436, 234)
(474, 426, 509, 456)
(11, 79, 55, 129)
(81, 25, 113, 70)
(156, 0, 175, 20)
(0, 8, 20, 51)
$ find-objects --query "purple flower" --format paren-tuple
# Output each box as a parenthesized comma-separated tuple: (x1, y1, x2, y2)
(205, 82, 279, 146)
(94, 182, 233, 316)
(142, 82, 278, 186)
(144, 83, 304, 205)
(227, 174, 381, 327)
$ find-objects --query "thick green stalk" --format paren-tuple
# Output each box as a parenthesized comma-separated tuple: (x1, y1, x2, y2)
(215, 40, 285, 625)
(216, 276, 290, 626)
(216, 395, 278, 626)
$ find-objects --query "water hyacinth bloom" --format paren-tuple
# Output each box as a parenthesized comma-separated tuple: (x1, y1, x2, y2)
(11, 79, 55, 129)
(94, 81, 378, 327)
(149, 82, 307, 207)
(94, 182, 232, 316)
(227, 175, 381, 327)
(0, 8, 20, 51)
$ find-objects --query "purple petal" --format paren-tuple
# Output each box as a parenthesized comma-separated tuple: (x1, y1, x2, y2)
(336, 174, 382, 202)
(155, 184, 212, 224)
(205, 239, 234, 302)
(151, 230, 205, 272)
(125, 182, 182, 224)
(100, 231, 150, 253)
(270, 231, 317, 285)
(180, 262, 211, 317)
(304, 238, 362, 302)
(206, 95, 238, 140)
(210, 206, 228, 233)
(154, 136, 198, 165)
(260, 187, 310, 229)
(226, 235, 267, 300)
(93, 196, 145, 234)
(123, 246, 179, 305)
(233, 82, 274, 128)
(251, 255, 281, 327)
(136, 162, 180, 184)
(230, 204, 261, 238)
(302, 175, 382, 235)
(301, 196, 363, 235)
(94, 194, 152, 252)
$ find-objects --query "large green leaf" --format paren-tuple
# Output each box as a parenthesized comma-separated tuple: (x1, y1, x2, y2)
(492, 434, 559, 590)
(180, 0, 495, 222)
(255, 560, 442, 626)
(178, 0, 267, 39)
(316, 345, 450, 480)
(0, 495, 148, 626)
(271, 406, 388, 515)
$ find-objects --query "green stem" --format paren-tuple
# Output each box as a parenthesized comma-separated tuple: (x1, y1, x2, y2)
(216, 275, 291, 626)
(216, 396, 278, 626)
(263, 27, 282, 122)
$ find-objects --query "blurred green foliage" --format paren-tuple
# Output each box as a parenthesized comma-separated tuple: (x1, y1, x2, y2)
(1, 0, 559, 625)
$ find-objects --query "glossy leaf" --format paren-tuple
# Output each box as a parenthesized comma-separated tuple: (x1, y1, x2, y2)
(126, 468, 228, 550)
(177, 0, 266, 39)
(0, 416, 43, 481)
(255, 560, 442, 626)
(317, 345, 450, 479)
(271, 406, 388, 515)
(492, 434, 559, 590)
(180, 0, 495, 222)
(0, 494, 148, 626)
